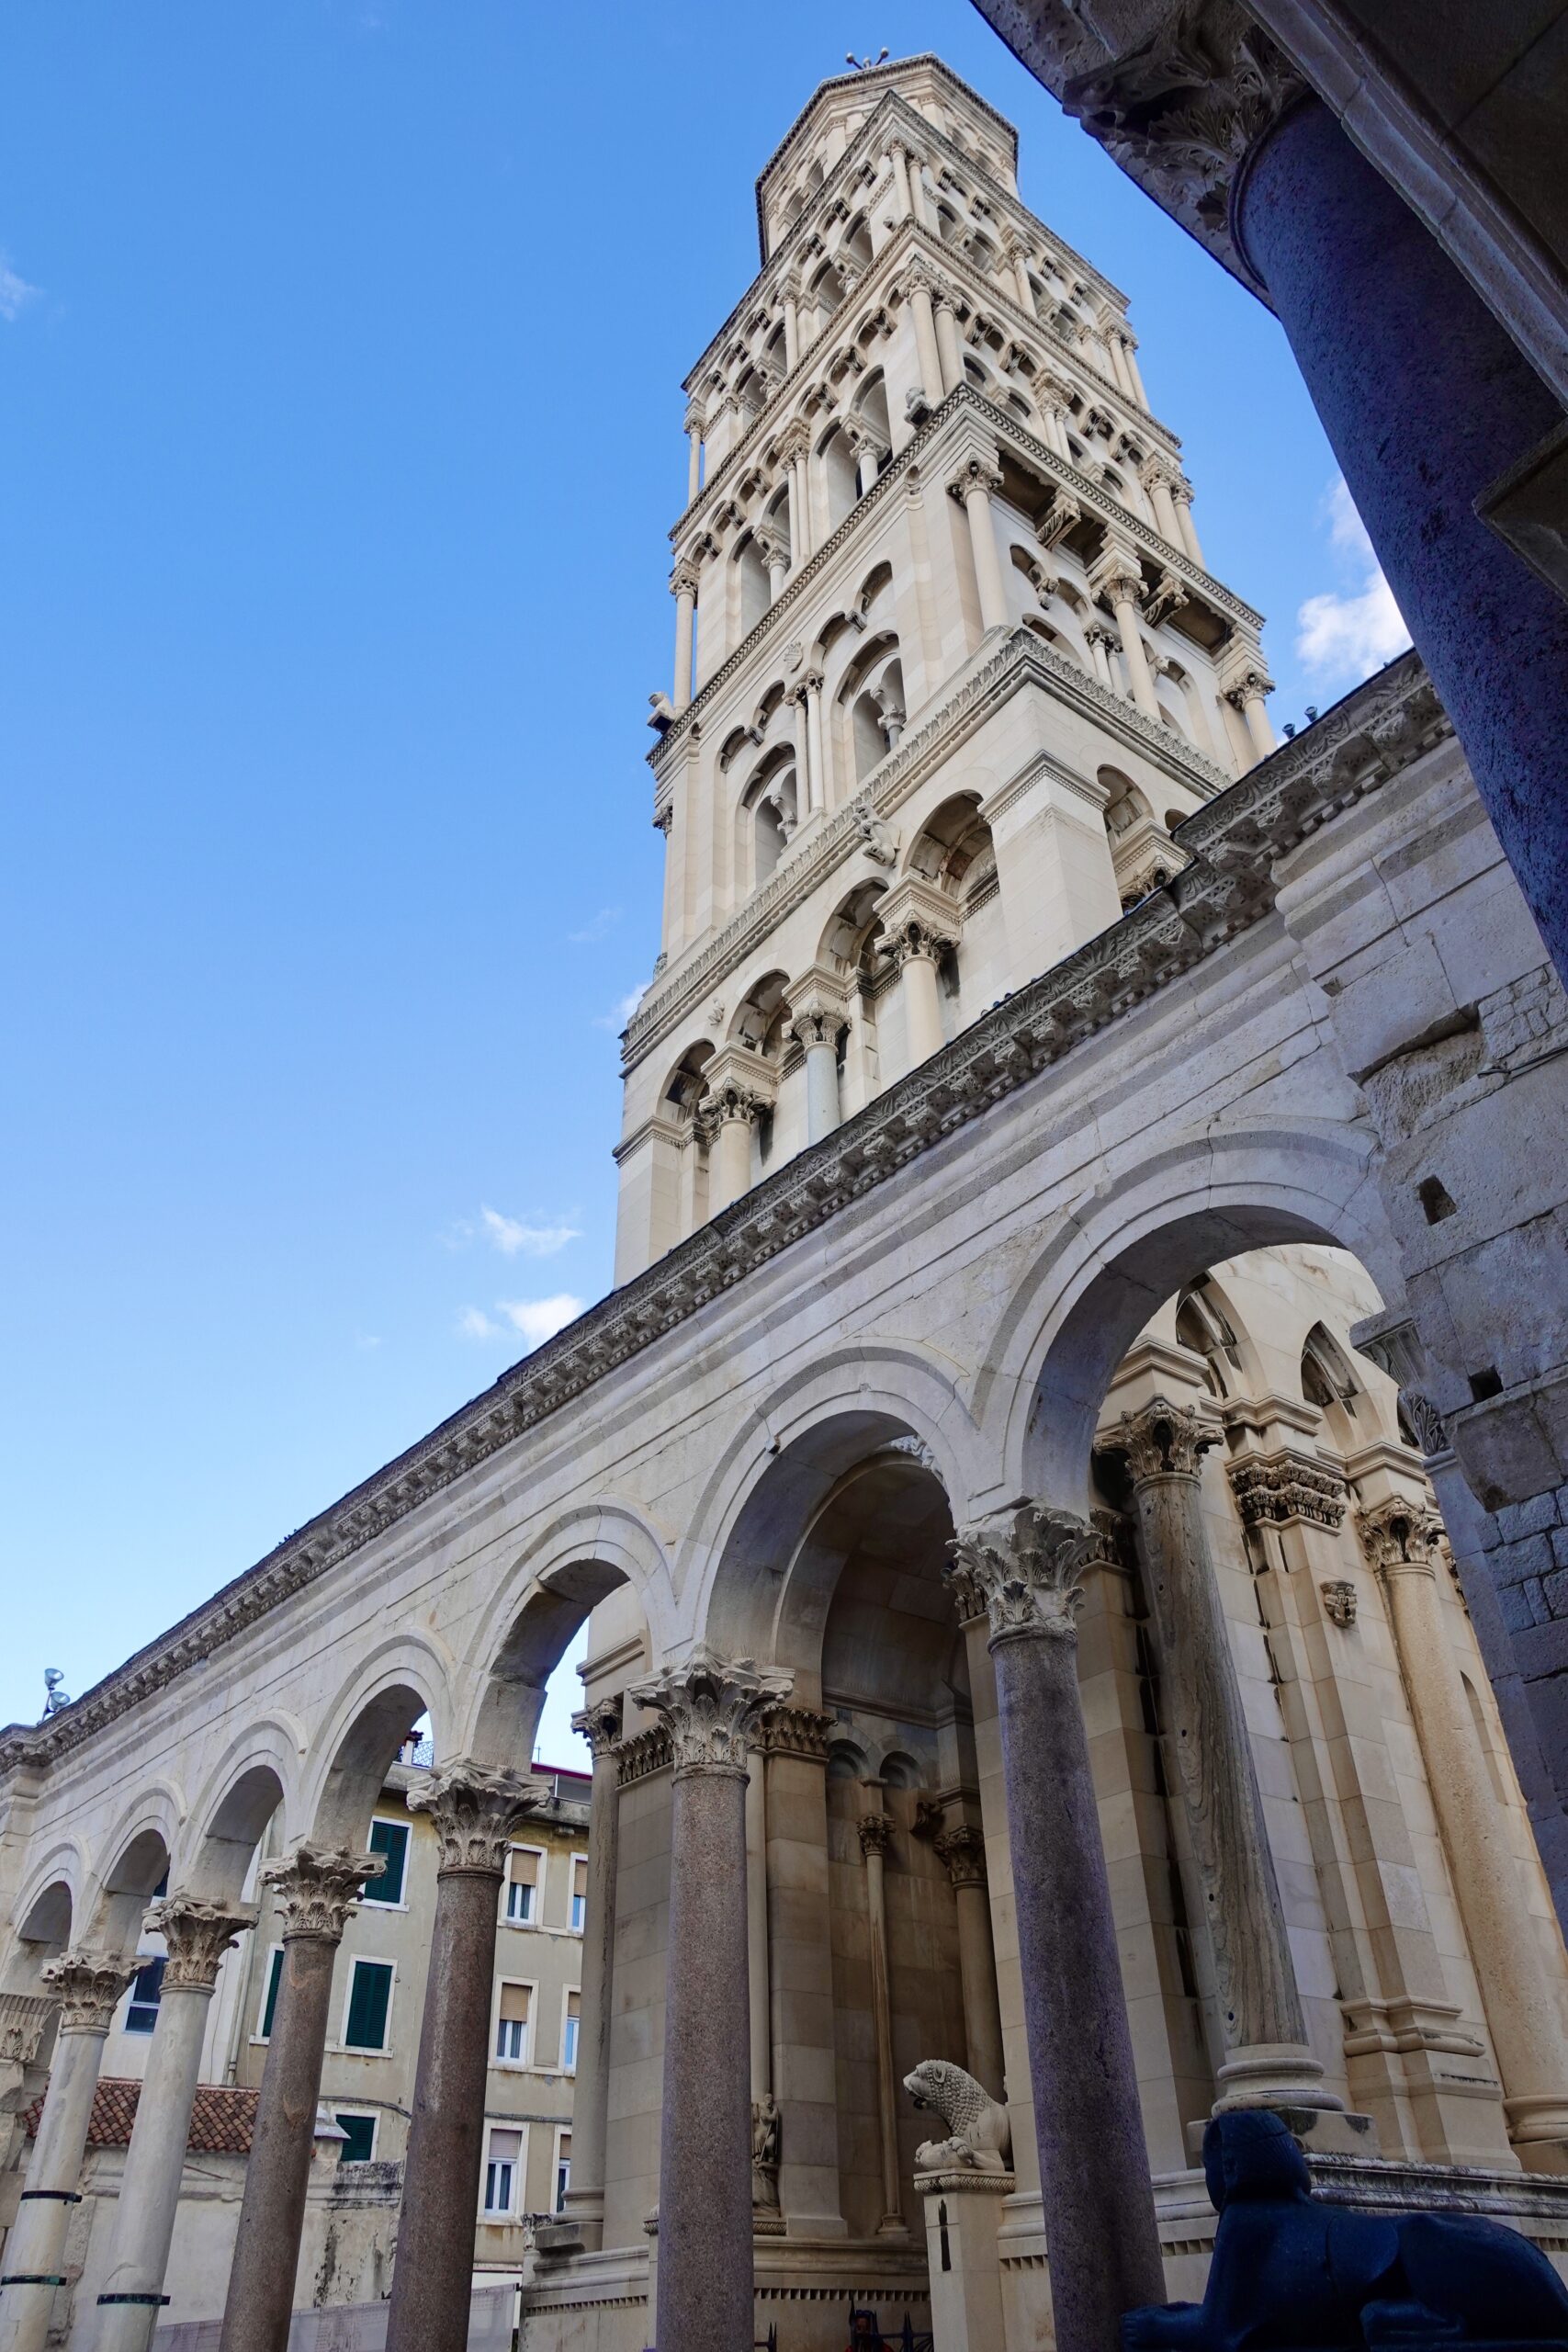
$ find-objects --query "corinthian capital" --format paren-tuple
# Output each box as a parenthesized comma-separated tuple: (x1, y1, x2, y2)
(627, 1647, 794, 1781)
(151, 1894, 259, 1992)
(933, 1823, 987, 1890)
(41, 1950, 141, 2034)
(945, 1501, 1107, 1645)
(1357, 1495, 1446, 1580)
(1118, 1396, 1218, 1484)
(405, 1758, 547, 1876)
(263, 1840, 387, 1943)
(857, 1811, 896, 1861)
(947, 452, 1004, 503)
(571, 1694, 625, 1762)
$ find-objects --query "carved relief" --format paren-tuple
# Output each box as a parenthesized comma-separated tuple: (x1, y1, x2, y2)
(1227, 1452, 1348, 1529)
(1320, 1580, 1359, 1629)
(571, 1695, 626, 1762)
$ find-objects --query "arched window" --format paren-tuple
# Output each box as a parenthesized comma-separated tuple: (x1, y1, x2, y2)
(741, 757, 799, 889)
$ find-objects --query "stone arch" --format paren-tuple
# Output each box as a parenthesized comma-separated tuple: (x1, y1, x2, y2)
(301, 1631, 457, 1849)
(179, 1718, 304, 1897)
(727, 967, 790, 1057)
(739, 746, 799, 889)
(2, 1849, 83, 1989)
(662, 1035, 715, 1123)
(83, 1786, 184, 1951)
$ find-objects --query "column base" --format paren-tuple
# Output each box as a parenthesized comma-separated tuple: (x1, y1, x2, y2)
(1213, 2041, 1340, 2111)
(1506, 2094, 1568, 2174)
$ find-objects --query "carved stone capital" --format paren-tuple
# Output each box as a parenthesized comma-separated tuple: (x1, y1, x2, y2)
(571, 1695, 625, 1763)
(947, 453, 1004, 503)
(933, 1823, 987, 1890)
(41, 1951, 141, 2034)
(263, 1840, 387, 1943)
(151, 1894, 259, 1993)
(946, 1500, 1107, 1645)
(405, 1758, 547, 1876)
(857, 1811, 896, 1861)
(1089, 541, 1146, 607)
(627, 1646, 794, 1781)
(1357, 1495, 1446, 1581)
(875, 876, 960, 969)
(1118, 1396, 1218, 1484)
(1139, 451, 1180, 493)
(1227, 1450, 1348, 1529)
(670, 562, 700, 601)
(682, 404, 705, 438)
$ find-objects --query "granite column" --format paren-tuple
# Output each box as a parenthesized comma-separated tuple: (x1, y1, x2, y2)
(562, 1700, 623, 2249)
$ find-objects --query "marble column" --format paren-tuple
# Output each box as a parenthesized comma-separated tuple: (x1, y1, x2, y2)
(1116, 1399, 1332, 2113)
(385, 1763, 545, 2352)
(933, 294, 963, 398)
(0, 1955, 138, 2352)
(1141, 461, 1183, 551)
(950, 456, 1010, 635)
(757, 527, 787, 605)
(1235, 92, 1568, 987)
(789, 448, 813, 567)
(683, 409, 703, 507)
(671, 567, 697, 713)
(804, 668, 828, 808)
(1084, 623, 1116, 692)
(1093, 550, 1161, 723)
(907, 274, 944, 410)
(933, 1826, 1007, 2103)
(627, 1649, 793, 2352)
(705, 1094, 758, 1214)
(945, 1504, 1164, 2352)
(1171, 481, 1203, 569)
(1359, 1496, 1568, 2167)
(94, 1899, 256, 2352)
(1009, 242, 1036, 316)
(562, 1698, 623, 2250)
(789, 1007, 843, 1143)
(883, 919, 952, 1069)
(1227, 669, 1276, 759)
(217, 1845, 381, 2352)
(782, 284, 799, 371)
(886, 144, 913, 221)
(857, 1805, 905, 2235)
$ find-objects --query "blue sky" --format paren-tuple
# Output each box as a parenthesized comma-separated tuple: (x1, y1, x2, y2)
(1, 2, 1401, 1756)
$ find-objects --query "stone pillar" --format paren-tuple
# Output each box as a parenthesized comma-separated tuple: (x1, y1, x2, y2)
(1084, 623, 1116, 691)
(0, 1955, 137, 2352)
(933, 292, 963, 398)
(1171, 481, 1203, 568)
(1115, 1399, 1334, 2114)
(907, 272, 944, 409)
(707, 1096, 753, 1212)
(1235, 92, 1568, 987)
(887, 144, 913, 220)
(1091, 547, 1161, 723)
(562, 1697, 623, 2250)
(1105, 331, 1135, 401)
(857, 1805, 905, 2235)
(671, 565, 697, 713)
(1008, 240, 1036, 316)
(782, 281, 799, 371)
(934, 1826, 1007, 2102)
(756, 526, 788, 604)
(945, 1505, 1165, 2352)
(1225, 667, 1277, 759)
(746, 1751, 771, 2102)
(93, 1900, 256, 2352)
(804, 668, 828, 808)
(948, 455, 1010, 636)
(1140, 458, 1183, 549)
(217, 1845, 381, 2352)
(919, 2174, 1013, 2352)
(385, 1763, 544, 2352)
(789, 445, 813, 567)
(789, 1008, 843, 1144)
(683, 408, 703, 507)
(878, 892, 955, 1072)
(627, 1649, 793, 2352)
(1359, 1495, 1568, 2169)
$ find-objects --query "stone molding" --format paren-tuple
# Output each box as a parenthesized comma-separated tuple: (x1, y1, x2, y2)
(946, 1501, 1108, 1644)
(1227, 1449, 1348, 1529)
(263, 1842, 386, 1944)
(933, 1823, 987, 1890)
(756, 1705, 837, 1762)
(1116, 1395, 1220, 1483)
(0, 1992, 53, 2068)
(1357, 1495, 1447, 1580)
(626, 1648, 795, 1781)
(614, 1727, 673, 1788)
(41, 1951, 141, 2034)
(0, 659, 1447, 1782)
(857, 1811, 896, 1860)
(571, 1696, 625, 1762)
(149, 1894, 259, 1993)
(404, 1759, 547, 1876)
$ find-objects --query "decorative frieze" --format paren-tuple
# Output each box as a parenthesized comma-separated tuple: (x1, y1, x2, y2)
(627, 1648, 794, 1781)
(946, 1501, 1108, 1643)
(756, 1705, 837, 1762)
(404, 1759, 547, 1876)
(263, 1842, 386, 1944)
(615, 1726, 673, 1788)
(1227, 1451, 1349, 1529)
(40, 1951, 140, 2034)
(151, 1894, 259, 1992)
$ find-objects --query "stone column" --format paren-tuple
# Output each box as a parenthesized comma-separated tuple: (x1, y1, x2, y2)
(1359, 1496, 1568, 2168)
(788, 444, 813, 568)
(944, 1505, 1164, 2352)
(787, 991, 844, 1145)
(682, 408, 703, 507)
(93, 1899, 256, 2352)
(804, 669, 828, 808)
(756, 526, 788, 605)
(949, 456, 1010, 636)
(1115, 1399, 1333, 2114)
(1105, 331, 1135, 401)
(1084, 623, 1116, 691)
(1226, 667, 1276, 759)
(857, 1805, 905, 2235)
(880, 906, 955, 1070)
(217, 1845, 380, 2352)
(1091, 548, 1161, 722)
(906, 270, 945, 410)
(0, 1955, 137, 2352)
(886, 144, 913, 220)
(1140, 458, 1183, 550)
(1171, 480, 1203, 568)
(934, 1826, 1007, 2103)
(705, 1094, 755, 1214)
(1235, 92, 1568, 987)
(1008, 239, 1036, 316)
(562, 1697, 622, 2250)
(782, 281, 799, 370)
(671, 565, 697, 713)
(746, 1751, 772, 2103)
(627, 1649, 793, 2352)
(932, 292, 963, 398)
(385, 1762, 544, 2352)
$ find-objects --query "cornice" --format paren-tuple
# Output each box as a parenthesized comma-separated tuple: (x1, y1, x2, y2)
(631, 623, 1233, 1070)
(0, 656, 1442, 1781)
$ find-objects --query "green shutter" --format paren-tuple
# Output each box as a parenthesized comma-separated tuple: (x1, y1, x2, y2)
(335, 2112, 377, 2163)
(366, 1819, 408, 1906)
(260, 1948, 283, 2039)
(344, 1961, 392, 2051)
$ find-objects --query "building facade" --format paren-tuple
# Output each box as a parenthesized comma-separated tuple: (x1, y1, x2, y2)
(6, 51, 1568, 2352)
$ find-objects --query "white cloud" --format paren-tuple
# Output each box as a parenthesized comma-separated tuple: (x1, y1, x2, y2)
(457, 1306, 500, 1340)
(594, 985, 648, 1033)
(0, 254, 39, 322)
(479, 1205, 580, 1257)
(569, 906, 622, 944)
(1294, 477, 1411, 687)
(496, 1294, 583, 1347)
(355, 1333, 384, 1351)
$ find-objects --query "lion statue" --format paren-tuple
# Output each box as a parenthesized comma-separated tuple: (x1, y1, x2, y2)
(903, 2059, 1011, 2175)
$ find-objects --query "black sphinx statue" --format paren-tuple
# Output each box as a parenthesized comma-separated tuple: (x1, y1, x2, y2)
(1122, 2110, 1568, 2352)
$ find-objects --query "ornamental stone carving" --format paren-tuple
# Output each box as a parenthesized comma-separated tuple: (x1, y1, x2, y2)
(405, 1759, 547, 1875)
(1090, 542, 1147, 607)
(857, 1811, 896, 1861)
(41, 1951, 141, 2033)
(627, 1647, 794, 1781)
(1224, 664, 1277, 708)
(1320, 1580, 1359, 1629)
(755, 1704, 837, 1761)
(0, 1992, 52, 2068)
(1227, 1451, 1348, 1529)
(1358, 1496, 1447, 1580)
(905, 2058, 1012, 2176)
(1119, 1396, 1218, 1482)
(751, 2091, 781, 2210)
(946, 1501, 1108, 1643)
(1144, 569, 1188, 626)
(934, 1823, 987, 1890)
(263, 1841, 388, 1942)
(150, 1894, 259, 1993)
(571, 1695, 625, 1761)
(947, 454, 1005, 503)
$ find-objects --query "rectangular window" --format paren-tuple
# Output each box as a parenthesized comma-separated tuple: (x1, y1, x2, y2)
(343, 1959, 394, 2052)
(570, 1855, 589, 1933)
(362, 1818, 410, 1908)
(503, 1846, 541, 1926)
(482, 2125, 524, 2218)
(125, 1957, 165, 2035)
(334, 2111, 378, 2164)
(554, 2128, 571, 2215)
(257, 1946, 284, 2041)
(562, 1989, 580, 2073)
(494, 1980, 531, 2065)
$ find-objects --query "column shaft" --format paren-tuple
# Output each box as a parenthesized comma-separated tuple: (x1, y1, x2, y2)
(1241, 688, 1275, 756)
(1148, 477, 1182, 547)
(803, 1038, 840, 1142)
(713, 1114, 751, 1212)
(900, 952, 944, 1066)
(1173, 492, 1203, 568)
(910, 287, 943, 403)
(933, 300, 963, 398)
(859, 1817, 904, 2233)
(888, 147, 912, 220)
(1237, 94, 1568, 984)
(217, 1938, 338, 2352)
(563, 1716, 621, 2247)
(782, 297, 799, 370)
(963, 481, 1010, 634)
(805, 676, 827, 810)
(671, 583, 695, 713)
(792, 456, 813, 564)
(746, 1755, 772, 2098)
(685, 431, 701, 506)
(94, 1991, 214, 2352)
(1, 1976, 128, 2352)
(1111, 592, 1161, 722)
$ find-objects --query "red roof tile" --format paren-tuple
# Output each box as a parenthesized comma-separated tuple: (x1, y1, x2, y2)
(25, 2079, 258, 2155)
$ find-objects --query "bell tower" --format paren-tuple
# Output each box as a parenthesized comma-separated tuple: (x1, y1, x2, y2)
(615, 54, 1275, 1282)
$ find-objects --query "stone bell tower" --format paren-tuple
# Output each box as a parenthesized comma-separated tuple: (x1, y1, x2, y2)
(614, 52, 1277, 1283)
